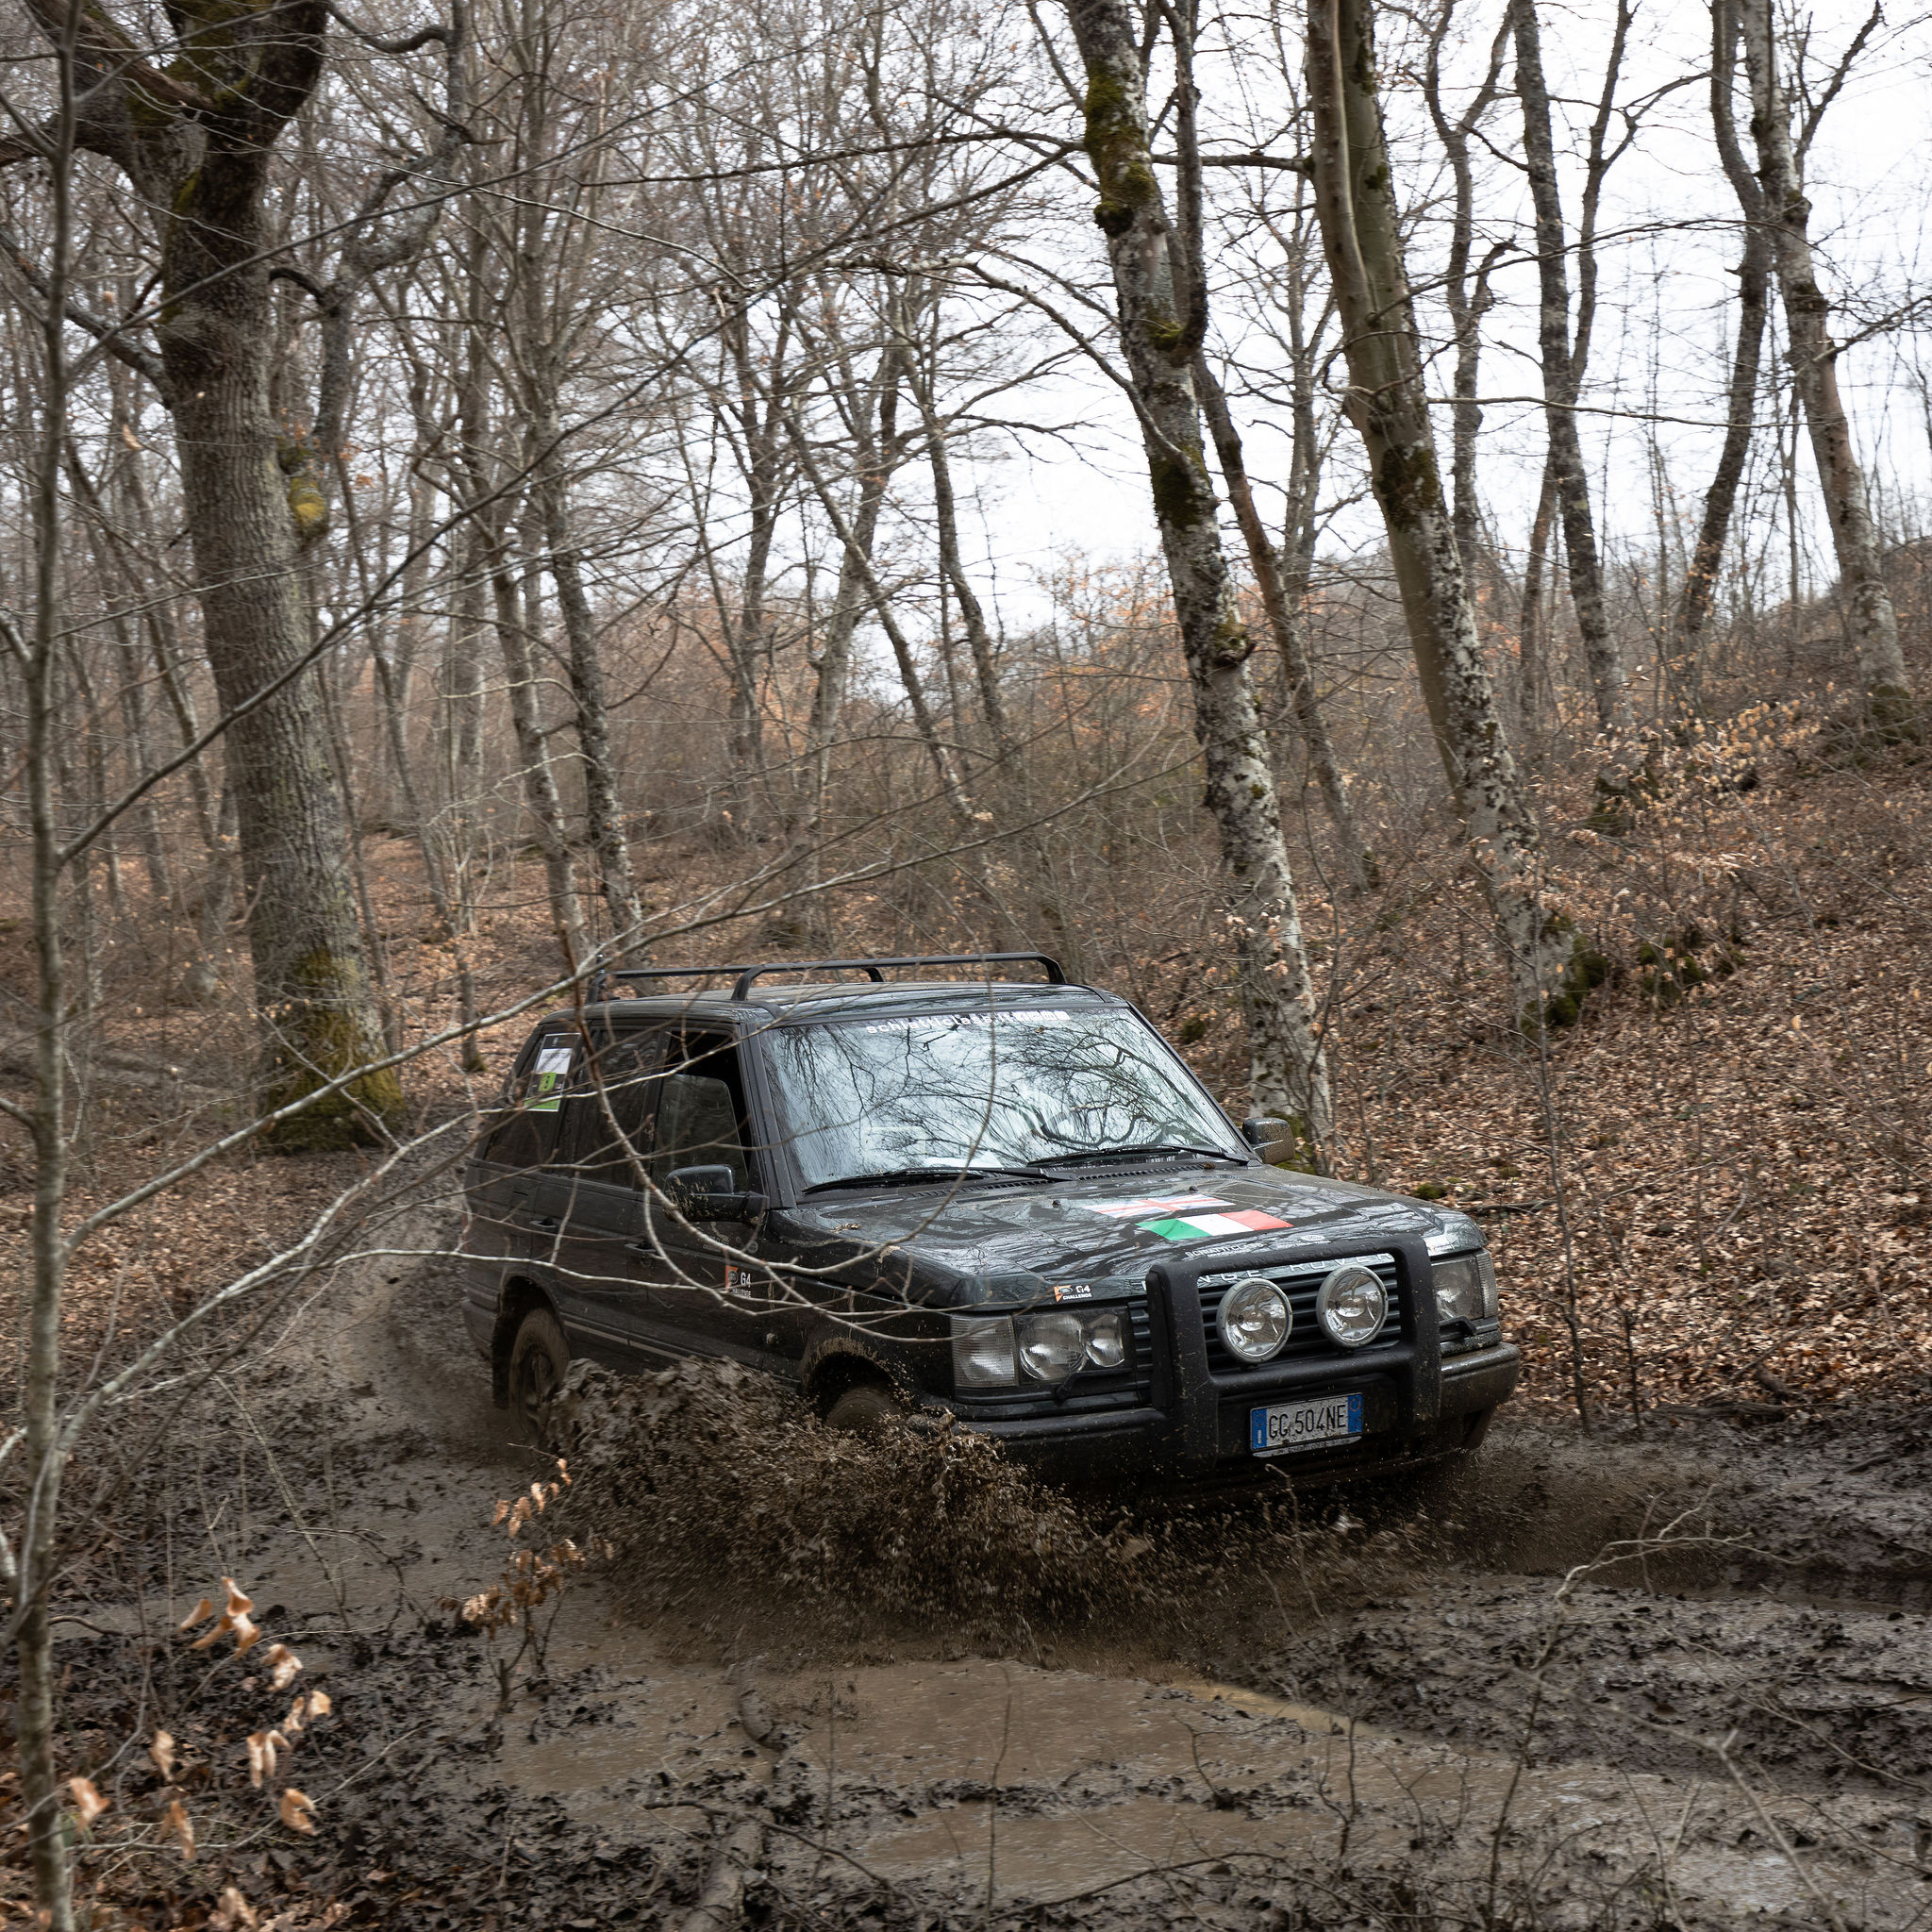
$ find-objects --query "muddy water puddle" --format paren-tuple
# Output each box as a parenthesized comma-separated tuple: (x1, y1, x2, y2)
(474, 1646, 1915, 1917)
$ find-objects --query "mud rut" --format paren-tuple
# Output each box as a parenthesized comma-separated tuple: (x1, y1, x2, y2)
(61, 1216, 1932, 1929)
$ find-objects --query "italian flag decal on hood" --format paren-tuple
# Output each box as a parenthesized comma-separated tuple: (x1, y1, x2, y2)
(1083, 1193, 1291, 1242)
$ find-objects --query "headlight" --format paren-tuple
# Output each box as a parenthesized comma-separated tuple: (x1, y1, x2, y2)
(950, 1315, 1015, 1388)
(1016, 1311, 1087, 1381)
(952, 1307, 1135, 1388)
(1217, 1276, 1291, 1362)
(1085, 1307, 1128, 1369)
(1317, 1263, 1388, 1348)
(1433, 1250, 1498, 1323)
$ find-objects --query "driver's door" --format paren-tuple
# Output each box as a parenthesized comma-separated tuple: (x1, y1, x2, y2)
(630, 1031, 769, 1362)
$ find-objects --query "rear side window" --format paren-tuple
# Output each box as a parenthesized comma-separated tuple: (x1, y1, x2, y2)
(482, 1030, 575, 1170)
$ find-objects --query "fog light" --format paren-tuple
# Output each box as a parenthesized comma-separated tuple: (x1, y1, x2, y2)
(1084, 1307, 1129, 1369)
(1317, 1263, 1387, 1348)
(950, 1315, 1016, 1388)
(1016, 1311, 1087, 1380)
(1217, 1276, 1291, 1362)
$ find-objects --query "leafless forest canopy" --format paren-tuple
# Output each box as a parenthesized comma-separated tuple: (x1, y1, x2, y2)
(3, 0, 1928, 1083)
(4, 0, 1932, 1921)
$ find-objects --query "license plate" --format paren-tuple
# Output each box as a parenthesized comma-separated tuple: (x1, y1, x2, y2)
(1251, 1391, 1363, 1456)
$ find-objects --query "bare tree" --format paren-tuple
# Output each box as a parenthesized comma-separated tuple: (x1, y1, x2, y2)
(1510, 0, 1633, 737)
(0, 0, 409, 1142)
(1059, 0, 1334, 1160)
(1422, 0, 1510, 581)
(1193, 351, 1367, 887)
(1675, 0, 1774, 686)
(1735, 0, 1916, 736)
(1306, 0, 1588, 1024)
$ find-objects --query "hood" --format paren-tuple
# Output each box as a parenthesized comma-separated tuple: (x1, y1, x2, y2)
(774, 1163, 1479, 1305)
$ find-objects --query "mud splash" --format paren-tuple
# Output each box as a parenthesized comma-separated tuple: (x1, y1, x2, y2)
(555, 1358, 1389, 1647)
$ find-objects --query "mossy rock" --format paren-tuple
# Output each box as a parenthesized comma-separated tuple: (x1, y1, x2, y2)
(1522, 932, 1609, 1036)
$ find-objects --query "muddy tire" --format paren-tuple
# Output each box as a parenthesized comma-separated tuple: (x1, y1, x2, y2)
(823, 1380, 905, 1439)
(509, 1307, 570, 1446)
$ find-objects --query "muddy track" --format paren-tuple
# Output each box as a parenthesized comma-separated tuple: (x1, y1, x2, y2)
(37, 1217, 1932, 1929)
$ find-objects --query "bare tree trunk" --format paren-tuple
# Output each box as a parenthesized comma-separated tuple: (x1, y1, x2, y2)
(63, 443, 173, 902)
(1676, 261, 1768, 671)
(66, 640, 123, 924)
(1678, 2, 1774, 677)
(440, 540, 489, 1071)
(113, 626, 172, 902)
(1307, 0, 1587, 1025)
(1518, 461, 1556, 735)
(166, 331, 402, 1137)
(718, 299, 791, 836)
(1192, 352, 1366, 886)
(18, 0, 409, 1141)
(439, 510, 490, 1071)
(782, 400, 975, 824)
(1423, 0, 1509, 576)
(791, 350, 902, 853)
(15, 39, 77, 1923)
(914, 372, 1012, 758)
(1511, 0, 1631, 736)
(909, 341, 1085, 966)
(194, 784, 242, 1002)
(533, 438, 646, 941)
(1064, 0, 1333, 1158)
(491, 526, 590, 967)
(116, 438, 223, 861)
(1737, 0, 1914, 734)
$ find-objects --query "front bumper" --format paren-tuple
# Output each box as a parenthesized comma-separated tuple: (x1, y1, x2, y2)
(943, 1236, 1521, 1489)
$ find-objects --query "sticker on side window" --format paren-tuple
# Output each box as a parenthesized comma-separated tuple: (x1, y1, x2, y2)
(527, 1045, 574, 1112)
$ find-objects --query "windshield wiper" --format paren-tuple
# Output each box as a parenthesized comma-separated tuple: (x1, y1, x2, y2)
(1045, 1142, 1246, 1168)
(803, 1163, 1051, 1193)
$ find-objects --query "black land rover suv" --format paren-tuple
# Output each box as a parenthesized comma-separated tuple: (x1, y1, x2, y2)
(458, 954, 1520, 1487)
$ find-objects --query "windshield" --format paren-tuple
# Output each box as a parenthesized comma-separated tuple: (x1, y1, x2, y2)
(758, 1005, 1248, 1189)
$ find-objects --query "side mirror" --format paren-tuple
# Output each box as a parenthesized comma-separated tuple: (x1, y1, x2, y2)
(666, 1164, 766, 1222)
(1241, 1117, 1293, 1165)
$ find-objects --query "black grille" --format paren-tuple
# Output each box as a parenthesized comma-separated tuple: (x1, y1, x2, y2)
(1197, 1257, 1401, 1375)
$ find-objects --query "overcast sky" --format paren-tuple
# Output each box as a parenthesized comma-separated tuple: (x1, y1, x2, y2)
(946, 0, 1932, 633)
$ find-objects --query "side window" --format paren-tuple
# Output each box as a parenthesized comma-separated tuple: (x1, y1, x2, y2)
(565, 1030, 666, 1183)
(483, 1031, 575, 1171)
(652, 1035, 750, 1190)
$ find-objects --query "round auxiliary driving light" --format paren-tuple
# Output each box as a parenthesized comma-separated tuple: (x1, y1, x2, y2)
(1217, 1276, 1291, 1363)
(1317, 1263, 1388, 1349)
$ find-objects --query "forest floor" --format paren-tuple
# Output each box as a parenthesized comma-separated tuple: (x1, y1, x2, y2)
(4, 735, 1932, 1925)
(13, 1218, 1932, 1929)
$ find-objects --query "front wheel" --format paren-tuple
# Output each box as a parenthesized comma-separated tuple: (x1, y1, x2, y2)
(508, 1306, 570, 1446)
(823, 1380, 906, 1439)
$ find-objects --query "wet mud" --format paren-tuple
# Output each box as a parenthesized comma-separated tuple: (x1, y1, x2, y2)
(37, 1222, 1932, 1928)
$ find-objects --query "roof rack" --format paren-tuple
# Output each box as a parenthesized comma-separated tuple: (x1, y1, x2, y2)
(585, 953, 1066, 1006)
